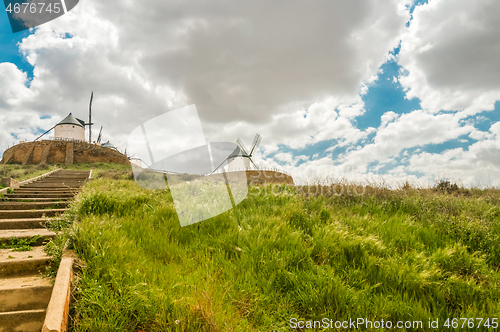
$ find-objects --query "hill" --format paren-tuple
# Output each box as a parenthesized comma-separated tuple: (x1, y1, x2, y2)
(48, 166, 500, 331)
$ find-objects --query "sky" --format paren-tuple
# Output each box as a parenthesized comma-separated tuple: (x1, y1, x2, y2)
(0, 0, 499, 186)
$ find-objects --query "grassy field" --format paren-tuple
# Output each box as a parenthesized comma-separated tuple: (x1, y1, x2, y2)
(49, 169, 500, 331)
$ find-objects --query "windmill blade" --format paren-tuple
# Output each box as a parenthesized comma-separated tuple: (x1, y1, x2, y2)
(249, 157, 260, 170)
(96, 126, 103, 143)
(236, 138, 250, 155)
(249, 133, 262, 156)
(89, 91, 93, 143)
(212, 158, 227, 174)
(33, 125, 56, 142)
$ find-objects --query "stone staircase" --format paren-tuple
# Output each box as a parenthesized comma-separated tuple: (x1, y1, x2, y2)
(0, 170, 89, 332)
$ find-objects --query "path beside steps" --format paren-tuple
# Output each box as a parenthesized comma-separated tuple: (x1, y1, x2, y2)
(0, 170, 90, 332)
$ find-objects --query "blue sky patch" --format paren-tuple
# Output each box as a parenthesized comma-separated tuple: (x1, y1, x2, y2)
(472, 101, 500, 132)
(356, 57, 421, 131)
(421, 134, 476, 154)
(0, 9, 35, 82)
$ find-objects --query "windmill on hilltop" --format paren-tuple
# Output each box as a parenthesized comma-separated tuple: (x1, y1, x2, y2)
(33, 92, 95, 143)
(1, 91, 129, 166)
(213, 133, 262, 173)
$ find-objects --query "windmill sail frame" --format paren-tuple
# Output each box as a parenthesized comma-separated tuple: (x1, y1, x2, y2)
(211, 133, 262, 173)
(249, 134, 261, 155)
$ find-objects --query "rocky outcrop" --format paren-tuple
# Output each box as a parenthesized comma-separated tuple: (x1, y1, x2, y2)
(1, 140, 130, 166)
(245, 170, 294, 185)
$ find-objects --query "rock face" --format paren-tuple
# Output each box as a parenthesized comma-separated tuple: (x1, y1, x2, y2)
(0, 178, 19, 188)
(1, 140, 130, 166)
(245, 170, 294, 185)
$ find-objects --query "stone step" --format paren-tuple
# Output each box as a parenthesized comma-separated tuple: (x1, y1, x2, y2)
(0, 275, 53, 312)
(0, 308, 46, 332)
(18, 187, 80, 192)
(0, 209, 67, 219)
(0, 229, 56, 246)
(0, 170, 85, 332)
(23, 180, 83, 184)
(42, 172, 88, 175)
(14, 188, 78, 192)
(11, 189, 77, 194)
(11, 192, 76, 197)
(1, 198, 66, 202)
(0, 247, 52, 277)
(40, 174, 89, 180)
(5, 194, 75, 200)
(55, 170, 90, 174)
(19, 186, 82, 191)
(21, 184, 82, 188)
(44, 180, 87, 182)
(0, 201, 69, 211)
(0, 218, 58, 230)
(35, 181, 86, 185)
(34, 182, 85, 186)
(49, 175, 89, 179)
(38, 176, 88, 179)
(37, 178, 87, 181)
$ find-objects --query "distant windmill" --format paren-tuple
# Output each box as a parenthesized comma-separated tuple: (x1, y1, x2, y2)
(213, 133, 262, 173)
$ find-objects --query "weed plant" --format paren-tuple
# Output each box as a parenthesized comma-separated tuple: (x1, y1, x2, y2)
(1, 235, 42, 251)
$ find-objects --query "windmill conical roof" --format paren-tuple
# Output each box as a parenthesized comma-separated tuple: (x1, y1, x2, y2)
(56, 113, 85, 128)
(228, 146, 250, 159)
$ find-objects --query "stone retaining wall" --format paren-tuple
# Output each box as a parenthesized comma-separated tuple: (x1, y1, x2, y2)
(1, 141, 130, 166)
(245, 170, 294, 185)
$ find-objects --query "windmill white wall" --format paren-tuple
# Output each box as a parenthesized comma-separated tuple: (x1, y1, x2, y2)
(228, 156, 250, 171)
(54, 124, 85, 140)
(129, 156, 145, 168)
(53, 113, 86, 141)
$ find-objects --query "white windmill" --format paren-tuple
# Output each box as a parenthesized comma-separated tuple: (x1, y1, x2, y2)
(213, 133, 262, 172)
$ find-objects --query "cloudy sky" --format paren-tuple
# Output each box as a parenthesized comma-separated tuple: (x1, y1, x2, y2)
(1, 0, 499, 186)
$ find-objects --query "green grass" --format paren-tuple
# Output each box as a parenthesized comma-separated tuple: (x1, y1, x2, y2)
(52, 176, 500, 331)
(0, 164, 59, 183)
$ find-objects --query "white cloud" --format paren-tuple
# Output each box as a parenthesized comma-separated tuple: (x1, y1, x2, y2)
(3, 0, 499, 187)
(407, 144, 500, 187)
(399, 0, 500, 115)
(387, 124, 500, 187)
(339, 110, 475, 168)
(1, 0, 408, 152)
(272, 152, 309, 167)
(469, 128, 494, 141)
(380, 111, 399, 127)
(0, 63, 34, 108)
(0, 63, 55, 147)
